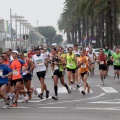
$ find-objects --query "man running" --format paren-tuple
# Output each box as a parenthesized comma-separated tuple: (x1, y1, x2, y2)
(66, 47, 77, 90)
(104, 45, 112, 76)
(32, 47, 49, 99)
(77, 50, 91, 95)
(73, 44, 81, 88)
(0, 56, 12, 109)
(18, 52, 35, 100)
(97, 49, 107, 85)
(87, 48, 96, 76)
(51, 48, 71, 100)
(9, 50, 27, 107)
(110, 48, 120, 82)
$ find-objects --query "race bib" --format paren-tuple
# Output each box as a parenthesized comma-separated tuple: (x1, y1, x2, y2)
(23, 70, 27, 75)
(81, 64, 86, 68)
(0, 70, 3, 76)
(115, 59, 120, 63)
(54, 66, 59, 70)
(36, 59, 43, 66)
(68, 62, 73, 66)
(13, 70, 18, 76)
(100, 61, 104, 65)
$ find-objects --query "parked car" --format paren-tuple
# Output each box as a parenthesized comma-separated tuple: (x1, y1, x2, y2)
(93, 48, 103, 57)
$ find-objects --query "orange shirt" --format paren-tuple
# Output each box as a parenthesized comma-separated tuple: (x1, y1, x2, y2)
(3, 60, 10, 66)
(10, 59, 27, 80)
(78, 56, 89, 73)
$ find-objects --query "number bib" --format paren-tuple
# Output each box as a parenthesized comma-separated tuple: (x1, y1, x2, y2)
(115, 59, 120, 63)
(100, 61, 104, 65)
(68, 62, 73, 66)
(81, 64, 86, 68)
(13, 70, 18, 76)
(0, 70, 3, 76)
(36, 59, 43, 66)
(54, 66, 59, 70)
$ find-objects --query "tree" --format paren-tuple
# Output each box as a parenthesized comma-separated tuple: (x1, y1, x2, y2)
(38, 26, 56, 44)
(52, 34, 63, 44)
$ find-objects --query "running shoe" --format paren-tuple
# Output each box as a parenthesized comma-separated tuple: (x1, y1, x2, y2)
(81, 90, 85, 95)
(22, 97, 28, 103)
(33, 87, 38, 95)
(2, 104, 9, 109)
(52, 96, 58, 100)
(38, 93, 44, 99)
(10, 102, 18, 107)
(77, 84, 80, 88)
(67, 87, 71, 94)
(102, 80, 104, 85)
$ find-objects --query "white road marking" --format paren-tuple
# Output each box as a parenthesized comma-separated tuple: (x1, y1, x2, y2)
(38, 93, 105, 106)
(10, 106, 30, 109)
(100, 87, 118, 93)
(79, 87, 93, 93)
(38, 107, 66, 108)
(58, 87, 67, 93)
(90, 101, 120, 104)
(74, 107, 120, 111)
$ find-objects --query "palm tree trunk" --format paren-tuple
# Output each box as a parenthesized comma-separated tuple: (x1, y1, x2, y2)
(112, 1, 117, 46)
(77, 18, 81, 45)
(67, 31, 71, 44)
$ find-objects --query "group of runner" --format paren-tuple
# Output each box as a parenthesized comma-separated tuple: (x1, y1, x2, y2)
(0, 44, 120, 109)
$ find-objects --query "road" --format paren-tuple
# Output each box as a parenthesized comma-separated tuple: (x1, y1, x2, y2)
(0, 63, 120, 120)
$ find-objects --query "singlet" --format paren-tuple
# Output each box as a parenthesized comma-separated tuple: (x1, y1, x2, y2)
(88, 52, 94, 63)
(73, 50, 80, 57)
(112, 53, 120, 66)
(66, 53, 76, 69)
(98, 54, 107, 65)
(52, 55, 63, 71)
(78, 56, 89, 73)
(32, 54, 46, 72)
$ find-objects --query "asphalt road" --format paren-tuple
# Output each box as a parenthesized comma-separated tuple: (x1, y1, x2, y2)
(0, 63, 120, 120)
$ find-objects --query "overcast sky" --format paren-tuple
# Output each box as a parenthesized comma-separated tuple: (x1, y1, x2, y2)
(0, 0, 65, 33)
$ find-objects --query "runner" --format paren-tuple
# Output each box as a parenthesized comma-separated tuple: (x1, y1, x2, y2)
(18, 52, 35, 100)
(28, 48, 35, 60)
(32, 47, 49, 99)
(97, 49, 107, 85)
(9, 50, 27, 107)
(0, 56, 12, 109)
(51, 48, 71, 100)
(77, 50, 91, 95)
(66, 47, 77, 90)
(73, 44, 81, 88)
(110, 48, 120, 82)
(88, 48, 96, 76)
(104, 45, 112, 76)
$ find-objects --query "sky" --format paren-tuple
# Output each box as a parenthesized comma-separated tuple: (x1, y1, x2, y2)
(0, 0, 65, 33)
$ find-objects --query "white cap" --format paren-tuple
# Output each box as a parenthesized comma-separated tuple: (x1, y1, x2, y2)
(12, 50, 18, 54)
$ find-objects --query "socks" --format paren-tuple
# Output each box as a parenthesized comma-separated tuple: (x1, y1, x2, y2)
(54, 86, 58, 96)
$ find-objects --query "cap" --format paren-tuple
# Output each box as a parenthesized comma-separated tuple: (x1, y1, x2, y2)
(12, 50, 18, 54)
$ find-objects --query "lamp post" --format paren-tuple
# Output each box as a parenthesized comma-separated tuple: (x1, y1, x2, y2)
(11, 15, 24, 50)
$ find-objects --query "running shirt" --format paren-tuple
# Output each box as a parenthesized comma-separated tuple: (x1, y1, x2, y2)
(3, 60, 10, 66)
(88, 52, 94, 63)
(98, 54, 107, 65)
(0, 64, 12, 84)
(32, 54, 46, 72)
(28, 52, 35, 59)
(104, 50, 111, 61)
(73, 50, 80, 57)
(78, 56, 89, 73)
(66, 53, 76, 69)
(112, 53, 120, 66)
(9, 59, 27, 80)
